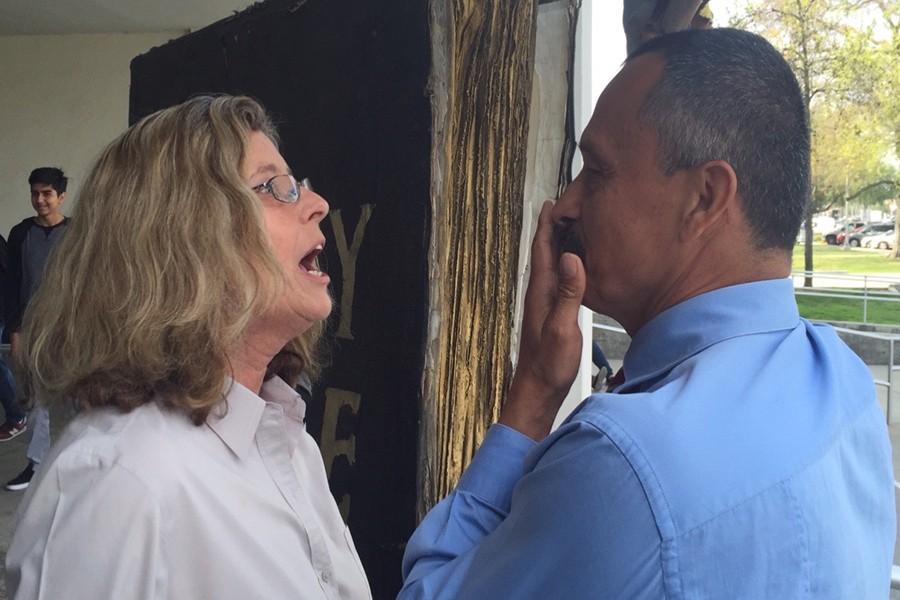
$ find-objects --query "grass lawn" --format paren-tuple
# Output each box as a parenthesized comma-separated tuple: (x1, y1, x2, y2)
(791, 243, 900, 325)
(795, 294, 900, 326)
(792, 243, 900, 273)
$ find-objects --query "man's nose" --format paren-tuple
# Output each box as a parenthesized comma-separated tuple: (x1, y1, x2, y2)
(550, 186, 581, 225)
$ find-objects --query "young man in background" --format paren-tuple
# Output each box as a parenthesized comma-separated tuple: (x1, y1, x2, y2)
(5, 167, 71, 491)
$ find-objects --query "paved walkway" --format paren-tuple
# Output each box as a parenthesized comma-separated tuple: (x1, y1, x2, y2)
(869, 366, 900, 597)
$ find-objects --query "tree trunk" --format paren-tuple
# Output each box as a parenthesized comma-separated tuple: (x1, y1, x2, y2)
(420, 0, 539, 517)
(804, 207, 814, 288)
(893, 221, 900, 259)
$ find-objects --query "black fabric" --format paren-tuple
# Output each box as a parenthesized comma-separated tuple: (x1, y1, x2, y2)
(5, 219, 31, 332)
(0, 234, 8, 328)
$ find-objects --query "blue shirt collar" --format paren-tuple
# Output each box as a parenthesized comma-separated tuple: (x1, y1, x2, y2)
(620, 278, 800, 391)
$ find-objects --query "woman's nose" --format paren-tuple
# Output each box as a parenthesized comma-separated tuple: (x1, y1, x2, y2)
(300, 189, 329, 223)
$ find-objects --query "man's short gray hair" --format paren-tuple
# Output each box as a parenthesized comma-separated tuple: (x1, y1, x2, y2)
(632, 28, 810, 251)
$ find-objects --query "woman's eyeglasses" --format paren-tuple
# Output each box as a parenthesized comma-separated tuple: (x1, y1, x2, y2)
(251, 174, 313, 204)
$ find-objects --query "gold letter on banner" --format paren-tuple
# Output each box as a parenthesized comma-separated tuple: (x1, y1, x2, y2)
(329, 204, 375, 340)
(321, 387, 361, 521)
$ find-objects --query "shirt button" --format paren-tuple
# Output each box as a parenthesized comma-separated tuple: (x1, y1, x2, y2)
(321, 570, 330, 584)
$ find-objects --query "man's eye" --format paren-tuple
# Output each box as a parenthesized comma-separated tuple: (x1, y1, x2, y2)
(582, 168, 609, 191)
(590, 164, 613, 178)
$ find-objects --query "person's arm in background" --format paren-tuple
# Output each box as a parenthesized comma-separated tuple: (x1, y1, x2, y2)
(5, 224, 25, 359)
(0, 235, 8, 341)
(624, 0, 709, 54)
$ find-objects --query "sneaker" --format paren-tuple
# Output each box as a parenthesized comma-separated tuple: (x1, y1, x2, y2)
(5, 463, 34, 491)
(0, 417, 27, 442)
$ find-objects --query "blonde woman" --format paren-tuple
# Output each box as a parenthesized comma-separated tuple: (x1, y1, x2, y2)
(5, 96, 371, 599)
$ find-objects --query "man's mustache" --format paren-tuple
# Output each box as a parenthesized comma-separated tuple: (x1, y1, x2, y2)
(555, 222, 585, 262)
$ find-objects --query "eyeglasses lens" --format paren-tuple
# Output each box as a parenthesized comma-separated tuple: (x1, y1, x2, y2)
(271, 175, 299, 203)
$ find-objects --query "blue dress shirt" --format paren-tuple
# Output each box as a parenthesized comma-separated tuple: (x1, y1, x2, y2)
(401, 279, 896, 599)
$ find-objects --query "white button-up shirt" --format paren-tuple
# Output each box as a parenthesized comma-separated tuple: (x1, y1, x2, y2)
(6, 377, 372, 599)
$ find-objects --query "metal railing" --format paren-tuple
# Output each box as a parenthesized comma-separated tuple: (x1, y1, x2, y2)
(792, 271, 900, 325)
(592, 322, 627, 336)
(829, 327, 900, 425)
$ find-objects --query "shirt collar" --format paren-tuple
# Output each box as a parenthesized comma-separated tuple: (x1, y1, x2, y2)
(261, 376, 307, 423)
(206, 376, 307, 459)
(619, 278, 800, 391)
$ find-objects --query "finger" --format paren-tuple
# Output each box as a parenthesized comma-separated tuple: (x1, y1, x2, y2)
(528, 200, 556, 280)
(523, 201, 558, 315)
(547, 252, 586, 329)
(525, 200, 559, 308)
(521, 202, 558, 345)
(533, 253, 585, 387)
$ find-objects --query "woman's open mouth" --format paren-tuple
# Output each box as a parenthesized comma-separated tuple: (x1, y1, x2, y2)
(299, 244, 327, 279)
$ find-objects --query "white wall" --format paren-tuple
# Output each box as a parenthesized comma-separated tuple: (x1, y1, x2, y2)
(0, 32, 180, 236)
(553, 0, 628, 427)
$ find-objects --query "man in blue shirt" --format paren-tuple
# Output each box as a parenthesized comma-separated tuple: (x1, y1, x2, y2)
(401, 28, 895, 599)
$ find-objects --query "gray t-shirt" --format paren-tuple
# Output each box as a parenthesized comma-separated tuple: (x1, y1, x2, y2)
(6, 217, 69, 331)
(22, 221, 67, 304)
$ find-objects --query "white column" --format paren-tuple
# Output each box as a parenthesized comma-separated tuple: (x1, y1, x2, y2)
(553, 0, 627, 428)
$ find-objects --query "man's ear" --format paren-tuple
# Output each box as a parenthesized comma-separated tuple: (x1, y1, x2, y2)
(58, 192, 66, 204)
(679, 160, 738, 242)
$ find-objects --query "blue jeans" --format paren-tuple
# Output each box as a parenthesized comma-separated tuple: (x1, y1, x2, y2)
(0, 355, 24, 424)
(0, 326, 48, 463)
(26, 405, 49, 464)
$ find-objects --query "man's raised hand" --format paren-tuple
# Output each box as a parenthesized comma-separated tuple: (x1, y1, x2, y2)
(500, 201, 586, 441)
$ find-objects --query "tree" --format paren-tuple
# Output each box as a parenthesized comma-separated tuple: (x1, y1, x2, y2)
(864, 1, 900, 156)
(732, 0, 899, 280)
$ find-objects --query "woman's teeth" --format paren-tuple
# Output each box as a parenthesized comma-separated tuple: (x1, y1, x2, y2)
(300, 244, 326, 276)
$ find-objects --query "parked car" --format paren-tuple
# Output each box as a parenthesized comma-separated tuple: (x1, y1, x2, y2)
(836, 223, 867, 245)
(847, 222, 895, 247)
(825, 220, 866, 245)
(863, 230, 895, 249)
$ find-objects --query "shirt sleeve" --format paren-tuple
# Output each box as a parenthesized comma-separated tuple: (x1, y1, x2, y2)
(6, 453, 165, 599)
(400, 420, 665, 599)
(5, 225, 24, 332)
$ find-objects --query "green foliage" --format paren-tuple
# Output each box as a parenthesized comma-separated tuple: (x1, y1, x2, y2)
(730, 0, 899, 212)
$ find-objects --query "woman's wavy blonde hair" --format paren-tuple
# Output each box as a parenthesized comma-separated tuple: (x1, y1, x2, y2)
(19, 95, 324, 424)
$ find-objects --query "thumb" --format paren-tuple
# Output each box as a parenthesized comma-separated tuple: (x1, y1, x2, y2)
(538, 252, 585, 380)
(556, 252, 585, 311)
